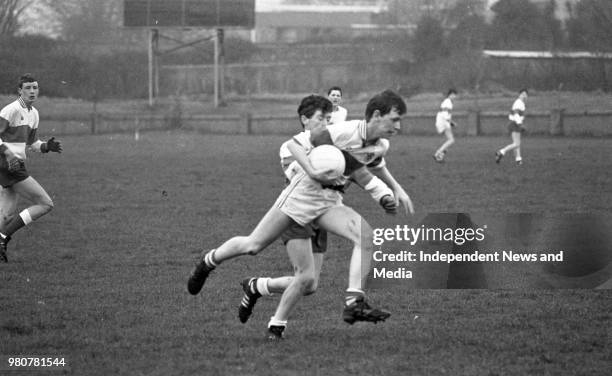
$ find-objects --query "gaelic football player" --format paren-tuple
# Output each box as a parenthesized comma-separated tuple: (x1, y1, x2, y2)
(433, 89, 457, 162)
(327, 86, 347, 124)
(0, 74, 62, 262)
(238, 93, 414, 338)
(496, 89, 528, 165)
(187, 90, 412, 339)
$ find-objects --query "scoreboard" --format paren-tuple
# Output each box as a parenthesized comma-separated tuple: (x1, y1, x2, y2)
(124, 0, 255, 28)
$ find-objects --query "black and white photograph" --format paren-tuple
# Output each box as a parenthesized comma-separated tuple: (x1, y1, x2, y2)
(1, 0, 610, 375)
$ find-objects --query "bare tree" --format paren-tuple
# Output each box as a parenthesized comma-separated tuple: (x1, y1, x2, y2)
(39, 0, 122, 43)
(0, 0, 32, 36)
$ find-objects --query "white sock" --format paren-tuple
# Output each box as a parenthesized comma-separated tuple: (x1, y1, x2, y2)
(204, 249, 218, 268)
(268, 316, 287, 328)
(345, 288, 365, 306)
(256, 277, 271, 296)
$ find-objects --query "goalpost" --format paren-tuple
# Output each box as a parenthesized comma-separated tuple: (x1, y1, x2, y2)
(123, 0, 255, 107)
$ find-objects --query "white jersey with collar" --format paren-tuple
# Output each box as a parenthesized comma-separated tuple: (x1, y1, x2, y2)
(509, 98, 526, 124)
(329, 106, 348, 124)
(279, 120, 389, 183)
(324, 120, 388, 169)
(279, 130, 313, 180)
(0, 98, 41, 159)
(437, 97, 453, 122)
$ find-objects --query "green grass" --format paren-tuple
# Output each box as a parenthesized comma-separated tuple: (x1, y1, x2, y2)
(0, 132, 610, 375)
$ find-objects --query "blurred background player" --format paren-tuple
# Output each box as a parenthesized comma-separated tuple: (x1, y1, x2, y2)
(496, 89, 528, 165)
(433, 89, 457, 162)
(327, 86, 347, 124)
(0, 73, 62, 262)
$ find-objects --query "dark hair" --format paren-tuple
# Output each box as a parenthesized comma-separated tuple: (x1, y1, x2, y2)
(364, 90, 406, 122)
(327, 86, 343, 96)
(519, 88, 528, 94)
(447, 88, 457, 96)
(19, 73, 37, 89)
(297, 95, 333, 128)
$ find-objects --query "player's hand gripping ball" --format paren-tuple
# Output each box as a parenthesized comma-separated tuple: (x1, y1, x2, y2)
(308, 145, 346, 180)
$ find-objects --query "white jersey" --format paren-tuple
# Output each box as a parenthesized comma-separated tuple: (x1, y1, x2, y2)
(0, 98, 42, 160)
(279, 130, 314, 181)
(324, 120, 388, 168)
(435, 97, 453, 133)
(329, 106, 347, 124)
(280, 119, 389, 184)
(275, 120, 392, 226)
(509, 98, 526, 125)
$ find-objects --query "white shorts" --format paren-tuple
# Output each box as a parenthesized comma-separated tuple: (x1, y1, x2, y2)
(274, 172, 343, 227)
(435, 112, 451, 134)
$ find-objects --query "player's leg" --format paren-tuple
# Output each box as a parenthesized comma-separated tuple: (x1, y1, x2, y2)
(316, 206, 390, 324)
(0, 186, 18, 228)
(187, 205, 293, 295)
(239, 229, 325, 328)
(0, 186, 17, 262)
(511, 132, 522, 164)
(0, 177, 53, 259)
(497, 126, 519, 163)
(435, 128, 455, 161)
(237, 237, 311, 325)
(266, 239, 317, 339)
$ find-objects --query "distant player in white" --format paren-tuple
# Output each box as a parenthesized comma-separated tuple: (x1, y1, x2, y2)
(496, 89, 528, 165)
(327, 86, 347, 124)
(434, 89, 457, 162)
(187, 91, 412, 339)
(0, 74, 62, 262)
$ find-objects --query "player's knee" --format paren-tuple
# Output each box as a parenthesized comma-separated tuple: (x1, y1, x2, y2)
(346, 218, 369, 244)
(295, 274, 317, 295)
(303, 278, 318, 295)
(242, 238, 265, 255)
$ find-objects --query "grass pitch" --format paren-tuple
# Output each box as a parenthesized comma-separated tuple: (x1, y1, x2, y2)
(1, 132, 610, 375)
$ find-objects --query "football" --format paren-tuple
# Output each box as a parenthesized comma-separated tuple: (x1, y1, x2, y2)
(308, 145, 346, 180)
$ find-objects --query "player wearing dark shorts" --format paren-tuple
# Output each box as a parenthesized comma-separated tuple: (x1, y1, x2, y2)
(0, 74, 62, 262)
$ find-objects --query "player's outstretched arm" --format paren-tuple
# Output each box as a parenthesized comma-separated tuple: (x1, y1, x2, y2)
(371, 166, 414, 215)
(29, 137, 62, 154)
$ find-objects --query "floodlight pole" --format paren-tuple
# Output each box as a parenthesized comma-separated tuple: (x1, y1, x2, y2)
(213, 28, 225, 108)
(214, 29, 219, 108)
(148, 28, 159, 107)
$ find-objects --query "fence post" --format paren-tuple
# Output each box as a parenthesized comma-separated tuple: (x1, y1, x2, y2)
(243, 112, 253, 134)
(90, 112, 97, 134)
(550, 109, 565, 136)
(467, 110, 481, 136)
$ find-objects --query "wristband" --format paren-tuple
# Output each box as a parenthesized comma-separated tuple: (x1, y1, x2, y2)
(364, 176, 393, 202)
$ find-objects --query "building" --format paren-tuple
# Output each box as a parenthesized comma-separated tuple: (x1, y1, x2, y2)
(254, 0, 394, 43)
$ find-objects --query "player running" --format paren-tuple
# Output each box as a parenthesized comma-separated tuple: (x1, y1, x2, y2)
(496, 89, 528, 165)
(0, 74, 62, 262)
(433, 89, 457, 162)
(238, 95, 413, 338)
(327, 86, 347, 124)
(187, 91, 411, 338)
